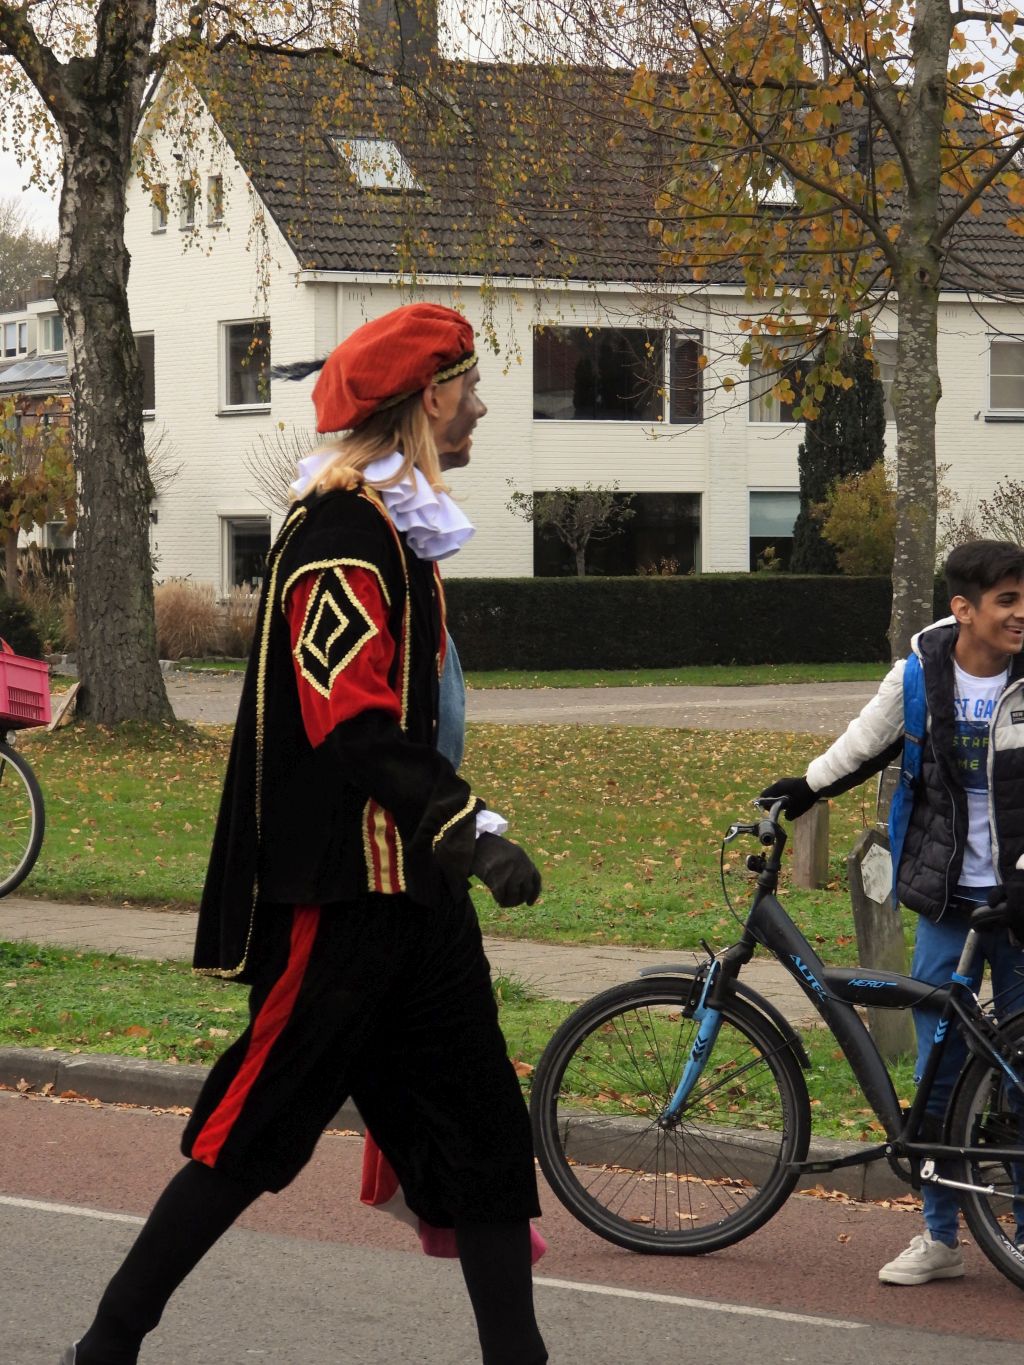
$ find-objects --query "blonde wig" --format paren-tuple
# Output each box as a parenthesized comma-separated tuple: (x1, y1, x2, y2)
(302, 391, 448, 499)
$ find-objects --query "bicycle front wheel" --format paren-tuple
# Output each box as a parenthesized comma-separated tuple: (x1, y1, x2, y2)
(530, 977, 810, 1254)
(949, 1013, 1024, 1290)
(0, 739, 45, 897)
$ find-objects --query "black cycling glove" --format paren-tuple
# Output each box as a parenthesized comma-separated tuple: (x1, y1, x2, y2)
(471, 832, 542, 907)
(759, 776, 817, 822)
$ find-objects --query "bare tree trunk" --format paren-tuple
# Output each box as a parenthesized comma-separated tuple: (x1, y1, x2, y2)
(53, 2, 173, 724)
(4, 528, 18, 599)
(575, 547, 586, 575)
(887, 0, 949, 659)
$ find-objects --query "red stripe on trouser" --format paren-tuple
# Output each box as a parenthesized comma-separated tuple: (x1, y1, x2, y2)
(191, 906, 321, 1167)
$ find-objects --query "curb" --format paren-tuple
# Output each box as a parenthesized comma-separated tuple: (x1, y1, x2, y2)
(0, 1047, 911, 1203)
(0, 1047, 364, 1136)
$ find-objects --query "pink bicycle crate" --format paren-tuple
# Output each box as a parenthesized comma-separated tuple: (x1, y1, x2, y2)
(0, 639, 51, 729)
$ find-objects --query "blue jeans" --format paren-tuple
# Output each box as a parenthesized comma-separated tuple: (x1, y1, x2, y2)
(910, 899, 1024, 1244)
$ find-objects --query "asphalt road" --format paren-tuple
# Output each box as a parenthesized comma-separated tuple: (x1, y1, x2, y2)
(165, 671, 879, 735)
(4, 1092, 1024, 1365)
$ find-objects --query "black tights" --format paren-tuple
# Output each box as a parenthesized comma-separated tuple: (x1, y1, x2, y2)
(74, 1161, 547, 1365)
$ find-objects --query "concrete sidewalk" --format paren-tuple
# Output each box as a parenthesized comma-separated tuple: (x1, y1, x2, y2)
(0, 894, 815, 1021)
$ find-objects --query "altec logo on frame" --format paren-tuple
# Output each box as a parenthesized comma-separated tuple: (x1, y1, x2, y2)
(790, 955, 828, 1001)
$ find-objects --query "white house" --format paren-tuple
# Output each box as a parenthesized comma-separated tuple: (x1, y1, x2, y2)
(7, 36, 1024, 595)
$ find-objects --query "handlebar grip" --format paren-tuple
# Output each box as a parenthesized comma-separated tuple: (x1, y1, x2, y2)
(757, 819, 776, 845)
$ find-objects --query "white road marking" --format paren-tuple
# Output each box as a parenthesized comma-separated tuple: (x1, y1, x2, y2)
(0, 1195, 862, 1331)
(534, 1276, 863, 1329)
(0, 1194, 145, 1225)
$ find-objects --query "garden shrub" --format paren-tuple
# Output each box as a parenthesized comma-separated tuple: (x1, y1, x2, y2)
(18, 579, 76, 654)
(154, 580, 221, 660)
(0, 591, 44, 658)
(221, 583, 259, 658)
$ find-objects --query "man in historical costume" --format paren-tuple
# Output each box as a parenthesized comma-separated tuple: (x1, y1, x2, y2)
(63, 305, 548, 1365)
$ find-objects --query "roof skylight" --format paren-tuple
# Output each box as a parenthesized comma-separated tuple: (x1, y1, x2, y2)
(331, 136, 423, 192)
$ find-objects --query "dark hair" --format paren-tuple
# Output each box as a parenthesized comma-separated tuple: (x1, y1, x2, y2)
(945, 539, 1024, 604)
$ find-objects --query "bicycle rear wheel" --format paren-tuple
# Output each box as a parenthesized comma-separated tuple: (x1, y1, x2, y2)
(949, 1013, 1024, 1290)
(0, 739, 45, 897)
(530, 976, 810, 1254)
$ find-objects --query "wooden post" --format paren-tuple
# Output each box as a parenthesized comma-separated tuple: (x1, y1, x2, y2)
(791, 800, 829, 889)
(847, 826, 915, 1061)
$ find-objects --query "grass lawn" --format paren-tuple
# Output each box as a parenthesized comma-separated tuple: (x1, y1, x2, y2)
(0, 941, 915, 1142)
(14, 717, 900, 965)
(169, 661, 886, 687)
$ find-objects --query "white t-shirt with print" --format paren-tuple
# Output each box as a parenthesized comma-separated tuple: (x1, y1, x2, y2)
(953, 661, 1008, 887)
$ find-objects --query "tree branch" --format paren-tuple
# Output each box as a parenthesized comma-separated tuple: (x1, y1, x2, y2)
(935, 130, 1024, 239)
(0, 1, 68, 121)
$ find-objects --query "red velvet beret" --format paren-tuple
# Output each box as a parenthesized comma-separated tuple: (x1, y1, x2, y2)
(312, 304, 477, 434)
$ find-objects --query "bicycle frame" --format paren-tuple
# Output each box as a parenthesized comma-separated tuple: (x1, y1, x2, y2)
(662, 807, 1024, 1189)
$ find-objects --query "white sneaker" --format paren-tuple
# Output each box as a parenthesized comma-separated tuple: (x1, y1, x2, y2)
(878, 1231, 965, 1285)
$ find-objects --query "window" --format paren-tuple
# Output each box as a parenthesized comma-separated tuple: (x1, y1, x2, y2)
(757, 170, 797, 210)
(330, 136, 423, 192)
(534, 326, 700, 422)
(152, 184, 168, 232)
(207, 175, 224, 225)
(135, 333, 155, 414)
(223, 320, 271, 409)
(748, 353, 805, 423)
(223, 516, 270, 590)
(180, 182, 197, 230)
(43, 521, 75, 551)
(533, 492, 701, 576)
(749, 490, 800, 570)
(670, 331, 703, 423)
(873, 337, 897, 424)
(2, 322, 21, 358)
(989, 337, 1024, 413)
(17, 322, 27, 353)
(39, 314, 64, 353)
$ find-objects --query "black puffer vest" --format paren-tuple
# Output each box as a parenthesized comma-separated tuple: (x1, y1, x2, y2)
(897, 622, 1024, 920)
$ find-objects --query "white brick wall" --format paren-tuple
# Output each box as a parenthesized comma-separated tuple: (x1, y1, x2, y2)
(125, 102, 1024, 587)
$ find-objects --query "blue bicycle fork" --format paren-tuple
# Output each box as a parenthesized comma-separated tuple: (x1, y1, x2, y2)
(661, 962, 723, 1122)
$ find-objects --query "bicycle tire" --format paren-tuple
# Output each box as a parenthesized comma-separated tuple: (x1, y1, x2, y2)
(0, 739, 45, 898)
(530, 976, 810, 1254)
(948, 1012, 1024, 1290)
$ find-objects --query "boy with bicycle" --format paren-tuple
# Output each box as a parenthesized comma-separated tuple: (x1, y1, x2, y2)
(762, 538, 1024, 1285)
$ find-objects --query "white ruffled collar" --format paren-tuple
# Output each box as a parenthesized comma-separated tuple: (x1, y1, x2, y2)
(290, 450, 474, 562)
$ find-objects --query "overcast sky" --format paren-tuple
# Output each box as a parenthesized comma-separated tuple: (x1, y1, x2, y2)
(1, 149, 60, 234)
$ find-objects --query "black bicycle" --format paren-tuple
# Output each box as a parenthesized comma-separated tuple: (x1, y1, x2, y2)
(0, 733, 45, 897)
(530, 799, 1024, 1289)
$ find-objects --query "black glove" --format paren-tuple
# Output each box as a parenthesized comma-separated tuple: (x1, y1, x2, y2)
(989, 871, 1024, 945)
(471, 832, 542, 907)
(759, 776, 817, 822)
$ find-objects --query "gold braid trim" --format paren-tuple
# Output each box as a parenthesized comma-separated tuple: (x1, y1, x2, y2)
(280, 558, 392, 613)
(194, 505, 308, 981)
(359, 487, 411, 730)
(433, 351, 478, 384)
(371, 351, 478, 414)
(432, 795, 478, 851)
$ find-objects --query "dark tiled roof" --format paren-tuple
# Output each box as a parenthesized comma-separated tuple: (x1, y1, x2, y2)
(198, 47, 680, 283)
(196, 46, 1024, 295)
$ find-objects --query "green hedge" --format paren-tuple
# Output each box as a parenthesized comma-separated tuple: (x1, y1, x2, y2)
(445, 575, 910, 670)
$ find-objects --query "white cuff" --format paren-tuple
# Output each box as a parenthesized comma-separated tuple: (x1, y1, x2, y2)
(476, 809, 509, 837)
